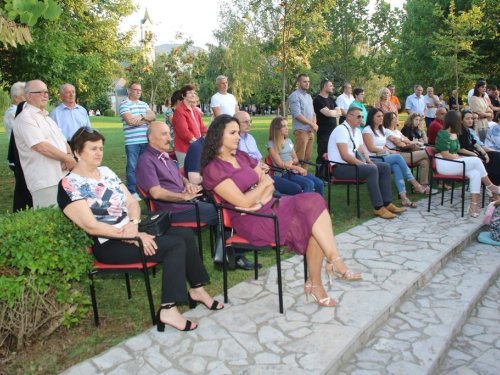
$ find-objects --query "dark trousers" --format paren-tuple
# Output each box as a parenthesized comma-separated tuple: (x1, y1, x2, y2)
(92, 226, 209, 304)
(316, 133, 331, 165)
(332, 162, 392, 208)
(171, 201, 219, 226)
(425, 117, 434, 132)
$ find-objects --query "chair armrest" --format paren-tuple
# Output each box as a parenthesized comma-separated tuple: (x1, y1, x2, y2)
(299, 159, 320, 174)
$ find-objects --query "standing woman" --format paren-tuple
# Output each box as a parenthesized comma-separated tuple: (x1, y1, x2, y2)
(362, 108, 427, 208)
(383, 111, 431, 192)
(434, 111, 499, 217)
(374, 87, 398, 114)
(267, 116, 324, 196)
(349, 88, 368, 126)
(469, 80, 493, 142)
(172, 85, 207, 168)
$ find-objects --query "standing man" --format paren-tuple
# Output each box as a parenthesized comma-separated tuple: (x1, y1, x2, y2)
(336, 82, 354, 124)
(13, 80, 76, 208)
(313, 78, 341, 165)
(50, 83, 91, 141)
(119, 81, 156, 201)
(448, 90, 464, 111)
(424, 87, 440, 130)
(405, 85, 427, 118)
(387, 84, 401, 111)
(488, 85, 500, 120)
(210, 75, 239, 118)
(3, 81, 25, 140)
(289, 74, 317, 169)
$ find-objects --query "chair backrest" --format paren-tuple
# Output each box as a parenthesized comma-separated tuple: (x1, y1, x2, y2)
(265, 155, 275, 176)
(136, 185, 156, 211)
(212, 194, 234, 228)
(425, 145, 437, 172)
(179, 167, 185, 177)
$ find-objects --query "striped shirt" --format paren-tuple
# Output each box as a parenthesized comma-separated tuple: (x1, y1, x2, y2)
(119, 98, 149, 145)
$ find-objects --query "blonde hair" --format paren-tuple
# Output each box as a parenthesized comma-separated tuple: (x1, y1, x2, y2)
(268, 116, 287, 152)
(378, 87, 390, 101)
(404, 112, 422, 130)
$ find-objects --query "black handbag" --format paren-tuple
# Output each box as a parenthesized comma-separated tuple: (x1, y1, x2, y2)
(138, 212, 171, 236)
(213, 233, 236, 269)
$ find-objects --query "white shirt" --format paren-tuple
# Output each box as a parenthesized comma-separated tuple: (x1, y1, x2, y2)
(328, 122, 364, 164)
(384, 128, 403, 149)
(362, 126, 386, 156)
(424, 94, 439, 118)
(336, 93, 355, 112)
(210, 92, 237, 116)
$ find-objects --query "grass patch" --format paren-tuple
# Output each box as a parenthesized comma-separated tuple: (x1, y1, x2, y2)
(0, 113, 425, 374)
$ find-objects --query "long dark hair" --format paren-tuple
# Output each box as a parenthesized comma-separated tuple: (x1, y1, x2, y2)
(365, 107, 385, 137)
(473, 80, 486, 97)
(200, 114, 239, 174)
(443, 110, 462, 135)
(383, 112, 397, 130)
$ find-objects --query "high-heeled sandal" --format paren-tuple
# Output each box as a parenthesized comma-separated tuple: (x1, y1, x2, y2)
(486, 184, 500, 197)
(188, 285, 224, 310)
(325, 257, 363, 284)
(467, 202, 480, 218)
(412, 184, 428, 195)
(156, 303, 197, 332)
(304, 282, 337, 307)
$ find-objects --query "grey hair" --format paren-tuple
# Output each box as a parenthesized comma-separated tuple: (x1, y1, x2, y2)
(10, 82, 26, 101)
(216, 75, 227, 84)
(59, 83, 74, 94)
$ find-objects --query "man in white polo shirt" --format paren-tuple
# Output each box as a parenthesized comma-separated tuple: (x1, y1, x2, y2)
(210, 75, 239, 117)
(405, 85, 427, 118)
(424, 86, 440, 130)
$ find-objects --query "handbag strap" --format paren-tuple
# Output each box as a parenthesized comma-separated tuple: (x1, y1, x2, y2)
(343, 123, 357, 153)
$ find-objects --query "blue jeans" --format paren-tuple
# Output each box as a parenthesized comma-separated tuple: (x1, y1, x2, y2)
(271, 175, 302, 196)
(125, 143, 148, 194)
(374, 154, 415, 194)
(286, 171, 325, 196)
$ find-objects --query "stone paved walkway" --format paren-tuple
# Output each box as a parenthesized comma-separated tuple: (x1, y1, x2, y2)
(61, 195, 500, 375)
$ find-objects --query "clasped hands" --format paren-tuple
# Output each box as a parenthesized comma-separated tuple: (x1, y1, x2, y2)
(119, 222, 158, 256)
(182, 183, 203, 200)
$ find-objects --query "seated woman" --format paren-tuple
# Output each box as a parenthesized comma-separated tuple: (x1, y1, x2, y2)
(362, 108, 428, 208)
(485, 112, 500, 152)
(458, 110, 500, 186)
(434, 111, 500, 217)
(267, 116, 324, 196)
(58, 127, 222, 333)
(328, 106, 406, 219)
(201, 115, 361, 308)
(401, 112, 428, 145)
(383, 111, 431, 193)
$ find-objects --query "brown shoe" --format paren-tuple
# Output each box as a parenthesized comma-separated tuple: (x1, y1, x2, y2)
(374, 207, 397, 219)
(385, 203, 406, 213)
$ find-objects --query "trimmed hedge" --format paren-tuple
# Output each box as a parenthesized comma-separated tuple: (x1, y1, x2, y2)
(103, 109, 115, 117)
(0, 208, 93, 350)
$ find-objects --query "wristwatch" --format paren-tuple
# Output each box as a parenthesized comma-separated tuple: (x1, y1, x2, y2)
(132, 219, 140, 225)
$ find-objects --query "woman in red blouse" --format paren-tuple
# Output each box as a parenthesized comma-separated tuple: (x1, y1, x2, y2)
(172, 84, 207, 167)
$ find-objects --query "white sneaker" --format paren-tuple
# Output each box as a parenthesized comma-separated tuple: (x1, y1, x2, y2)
(132, 193, 142, 201)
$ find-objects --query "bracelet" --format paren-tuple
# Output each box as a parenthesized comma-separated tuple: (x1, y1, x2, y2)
(256, 200, 263, 206)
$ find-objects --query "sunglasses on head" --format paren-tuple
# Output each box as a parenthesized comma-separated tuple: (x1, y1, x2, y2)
(75, 127, 100, 139)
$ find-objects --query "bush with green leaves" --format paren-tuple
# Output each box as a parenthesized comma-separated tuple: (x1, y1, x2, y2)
(0, 208, 94, 350)
(103, 109, 115, 117)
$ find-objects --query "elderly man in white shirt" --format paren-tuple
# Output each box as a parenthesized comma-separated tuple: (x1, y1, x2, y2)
(424, 86, 440, 130)
(336, 82, 354, 125)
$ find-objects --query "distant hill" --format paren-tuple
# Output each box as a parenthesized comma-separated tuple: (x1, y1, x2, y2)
(155, 44, 206, 55)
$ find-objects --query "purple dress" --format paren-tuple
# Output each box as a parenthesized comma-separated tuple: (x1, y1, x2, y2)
(203, 151, 327, 255)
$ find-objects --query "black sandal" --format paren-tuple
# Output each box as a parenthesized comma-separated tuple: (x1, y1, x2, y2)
(156, 304, 196, 332)
(188, 285, 224, 310)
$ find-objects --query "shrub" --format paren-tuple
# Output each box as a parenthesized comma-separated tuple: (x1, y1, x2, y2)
(0, 208, 93, 350)
(103, 109, 115, 117)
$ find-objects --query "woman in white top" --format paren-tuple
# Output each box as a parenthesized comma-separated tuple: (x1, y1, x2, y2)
(362, 108, 427, 208)
(383, 111, 431, 190)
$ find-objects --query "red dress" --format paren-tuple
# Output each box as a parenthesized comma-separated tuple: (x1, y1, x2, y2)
(203, 151, 327, 255)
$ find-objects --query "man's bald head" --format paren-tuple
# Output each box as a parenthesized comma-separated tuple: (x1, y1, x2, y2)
(147, 121, 172, 152)
(234, 111, 252, 134)
(436, 107, 448, 123)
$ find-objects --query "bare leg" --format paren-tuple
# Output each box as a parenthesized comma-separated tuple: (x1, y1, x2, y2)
(189, 286, 224, 310)
(482, 176, 499, 194)
(160, 305, 197, 330)
(470, 193, 479, 214)
(305, 236, 330, 301)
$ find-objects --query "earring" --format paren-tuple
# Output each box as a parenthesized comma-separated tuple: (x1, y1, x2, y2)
(78, 157, 81, 162)
(218, 146, 223, 154)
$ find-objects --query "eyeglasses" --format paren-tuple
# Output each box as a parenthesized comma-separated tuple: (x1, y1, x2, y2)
(349, 114, 363, 119)
(30, 91, 49, 96)
(75, 127, 100, 139)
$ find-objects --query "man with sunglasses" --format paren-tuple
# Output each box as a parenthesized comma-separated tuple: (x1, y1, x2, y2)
(13, 80, 76, 209)
(119, 81, 157, 201)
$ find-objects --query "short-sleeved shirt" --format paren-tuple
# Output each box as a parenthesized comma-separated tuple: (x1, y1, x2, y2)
(389, 95, 401, 108)
(401, 126, 423, 142)
(490, 95, 500, 118)
(13, 103, 68, 192)
(313, 95, 337, 136)
(135, 145, 188, 213)
(210, 92, 237, 115)
(362, 126, 386, 156)
(164, 107, 175, 148)
(58, 167, 129, 243)
(119, 98, 150, 145)
(3, 104, 16, 140)
(50, 103, 91, 141)
(267, 138, 294, 164)
(427, 119, 444, 144)
(384, 128, 403, 149)
(448, 96, 463, 110)
(288, 89, 314, 132)
(349, 101, 368, 124)
(328, 122, 364, 164)
(424, 94, 439, 118)
(405, 94, 426, 116)
(336, 93, 355, 113)
(239, 133, 262, 161)
(434, 130, 460, 154)
(184, 136, 204, 175)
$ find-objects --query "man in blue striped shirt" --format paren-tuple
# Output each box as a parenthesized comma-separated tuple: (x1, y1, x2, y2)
(119, 82, 156, 200)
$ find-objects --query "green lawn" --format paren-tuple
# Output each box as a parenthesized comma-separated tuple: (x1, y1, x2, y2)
(1, 113, 424, 374)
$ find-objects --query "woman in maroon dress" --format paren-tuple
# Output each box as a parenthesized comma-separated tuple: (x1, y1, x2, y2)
(201, 115, 362, 308)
